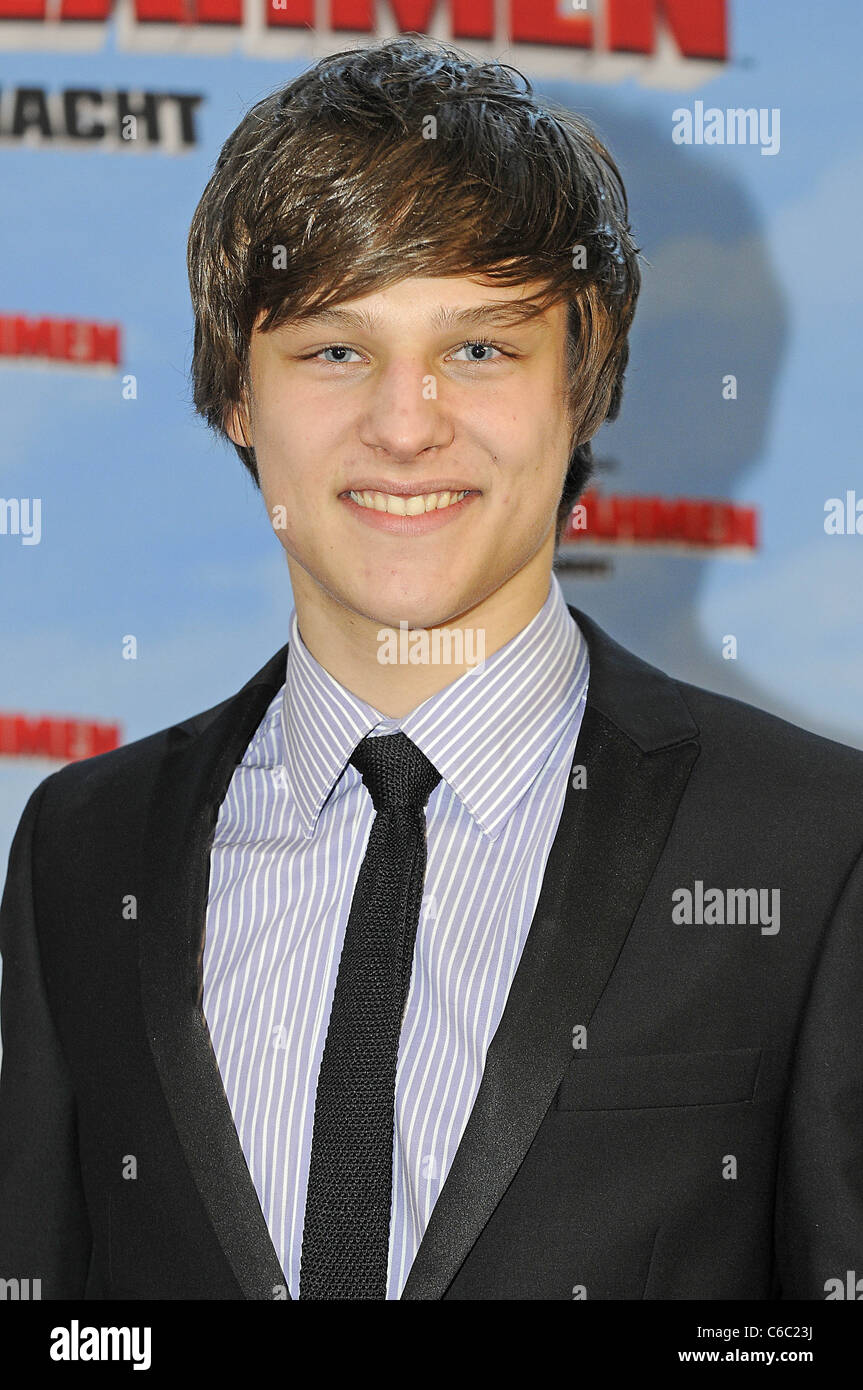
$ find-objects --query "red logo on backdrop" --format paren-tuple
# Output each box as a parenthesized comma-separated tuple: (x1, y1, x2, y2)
(0, 313, 121, 366)
(0, 0, 728, 74)
(0, 714, 122, 761)
(562, 488, 758, 552)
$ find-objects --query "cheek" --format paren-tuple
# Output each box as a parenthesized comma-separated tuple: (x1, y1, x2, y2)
(254, 412, 320, 501)
(253, 365, 335, 451)
(256, 412, 302, 467)
(501, 424, 567, 497)
(255, 453, 316, 555)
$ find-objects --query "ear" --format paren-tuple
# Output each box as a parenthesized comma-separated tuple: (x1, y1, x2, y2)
(225, 397, 252, 450)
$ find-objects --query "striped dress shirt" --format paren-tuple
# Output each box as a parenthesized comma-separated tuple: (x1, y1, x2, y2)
(201, 573, 589, 1299)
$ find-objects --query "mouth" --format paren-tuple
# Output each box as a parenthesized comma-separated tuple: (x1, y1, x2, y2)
(339, 484, 481, 534)
(347, 488, 472, 516)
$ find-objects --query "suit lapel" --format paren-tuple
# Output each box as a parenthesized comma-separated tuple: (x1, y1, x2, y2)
(400, 606, 700, 1299)
(138, 647, 292, 1301)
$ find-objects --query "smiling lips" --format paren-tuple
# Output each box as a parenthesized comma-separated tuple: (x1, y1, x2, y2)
(341, 484, 479, 533)
(348, 488, 471, 515)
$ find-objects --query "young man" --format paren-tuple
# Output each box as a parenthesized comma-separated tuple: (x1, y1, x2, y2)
(1, 36, 861, 1302)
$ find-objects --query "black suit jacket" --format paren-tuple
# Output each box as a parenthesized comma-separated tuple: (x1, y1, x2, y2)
(1, 608, 862, 1300)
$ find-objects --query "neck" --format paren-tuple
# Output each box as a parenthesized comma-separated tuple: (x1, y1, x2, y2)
(287, 538, 556, 718)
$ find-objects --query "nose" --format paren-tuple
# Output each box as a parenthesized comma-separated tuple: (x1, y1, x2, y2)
(357, 358, 453, 463)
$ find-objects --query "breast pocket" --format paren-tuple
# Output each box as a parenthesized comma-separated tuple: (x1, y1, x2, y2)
(554, 1046, 763, 1111)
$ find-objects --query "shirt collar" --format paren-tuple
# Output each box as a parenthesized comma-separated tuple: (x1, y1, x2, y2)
(280, 573, 588, 839)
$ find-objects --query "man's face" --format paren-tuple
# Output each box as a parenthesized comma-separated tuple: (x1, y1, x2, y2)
(229, 275, 574, 631)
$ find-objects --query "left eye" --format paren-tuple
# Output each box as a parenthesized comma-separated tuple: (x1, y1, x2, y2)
(316, 345, 362, 363)
(451, 341, 504, 362)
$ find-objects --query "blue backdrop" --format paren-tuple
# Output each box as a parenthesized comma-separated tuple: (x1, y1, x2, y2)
(1, 0, 861, 883)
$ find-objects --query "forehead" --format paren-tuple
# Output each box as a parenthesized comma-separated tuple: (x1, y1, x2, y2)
(255, 275, 568, 336)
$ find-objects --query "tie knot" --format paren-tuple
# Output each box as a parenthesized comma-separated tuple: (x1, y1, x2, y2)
(349, 731, 441, 813)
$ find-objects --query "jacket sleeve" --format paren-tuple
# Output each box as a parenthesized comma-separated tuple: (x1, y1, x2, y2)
(775, 840, 863, 1297)
(0, 780, 92, 1298)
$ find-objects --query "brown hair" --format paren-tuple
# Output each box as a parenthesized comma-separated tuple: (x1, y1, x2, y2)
(187, 34, 642, 538)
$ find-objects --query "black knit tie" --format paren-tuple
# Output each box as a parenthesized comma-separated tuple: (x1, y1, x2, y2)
(299, 731, 442, 1300)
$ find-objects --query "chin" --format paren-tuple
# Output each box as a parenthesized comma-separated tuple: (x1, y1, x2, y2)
(352, 580, 480, 633)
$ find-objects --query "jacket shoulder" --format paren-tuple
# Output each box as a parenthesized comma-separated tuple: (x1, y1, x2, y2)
(676, 676, 863, 768)
(572, 605, 863, 820)
(28, 638, 290, 818)
(32, 691, 235, 811)
(670, 677, 863, 840)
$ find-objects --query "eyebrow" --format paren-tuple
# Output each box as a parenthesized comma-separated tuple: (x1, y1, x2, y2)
(288, 300, 550, 334)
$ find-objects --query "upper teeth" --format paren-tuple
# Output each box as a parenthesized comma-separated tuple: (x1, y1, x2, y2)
(348, 490, 469, 515)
